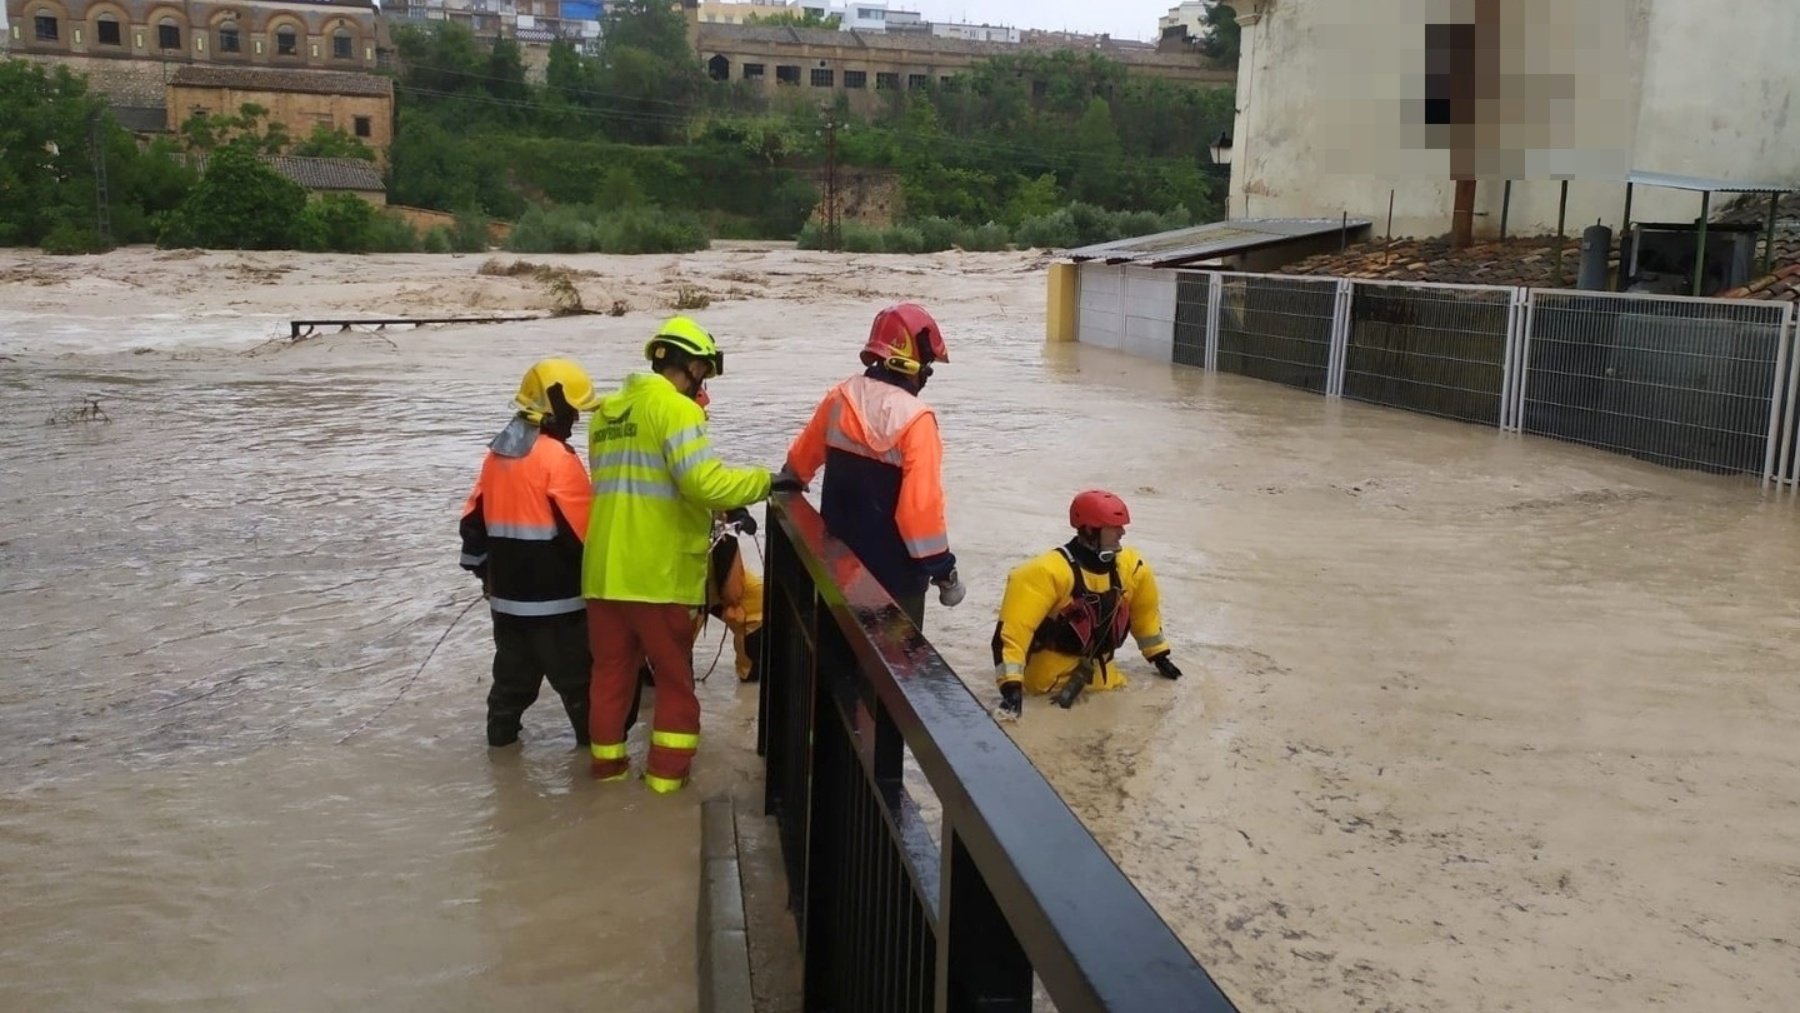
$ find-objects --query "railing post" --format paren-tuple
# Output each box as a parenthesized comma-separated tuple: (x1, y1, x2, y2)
(1763, 303, 1795, 489)
(1205, 273, 1222, 372)
(935, 829, 1032, 1013)
(1328, 278, 1353, 397)
(1500, 287, 1527, 432)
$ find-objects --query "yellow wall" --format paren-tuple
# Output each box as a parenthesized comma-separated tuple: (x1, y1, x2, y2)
(1045, 262, 1079, 344)
(167, 84, 393, 162)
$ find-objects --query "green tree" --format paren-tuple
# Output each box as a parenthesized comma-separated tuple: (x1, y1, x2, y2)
(290, 123, 377, 161)
(0, 60, 110, 247)
(179, 102, 290, 154)
(599, 0, 702, 144)
(158, 143, 308, 249)
(1203, 3, 1241, 64)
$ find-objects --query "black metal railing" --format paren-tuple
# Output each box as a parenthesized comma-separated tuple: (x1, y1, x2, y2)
(756, 495, 1240, 1013)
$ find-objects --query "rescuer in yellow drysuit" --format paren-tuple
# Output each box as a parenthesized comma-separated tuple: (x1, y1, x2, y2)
(990, 489, 1183, 720)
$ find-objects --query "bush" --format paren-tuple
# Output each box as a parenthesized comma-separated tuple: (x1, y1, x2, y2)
(158, 144, 308, 250)
(41, 220, 109, 255)
(422, 226, 454, 253)
(962, 221, 1014, 252)
(294, 193, 381, 252)
(450, 209, 491, 252)
(506, 204, 710, 255)
(368, 213, 421, 253)
(1014, 208, 1079, 250)
(913, 216, 962, 253)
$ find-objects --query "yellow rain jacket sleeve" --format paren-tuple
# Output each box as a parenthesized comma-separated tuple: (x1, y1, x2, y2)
(583, 373, 771, 605)
(992, 546, 1168, 697)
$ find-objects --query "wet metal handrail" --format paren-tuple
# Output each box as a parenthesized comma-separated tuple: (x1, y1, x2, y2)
(756, 494, 1239, 1012)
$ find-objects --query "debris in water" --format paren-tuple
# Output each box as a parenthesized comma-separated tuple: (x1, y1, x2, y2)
(45, 397, 110, 425)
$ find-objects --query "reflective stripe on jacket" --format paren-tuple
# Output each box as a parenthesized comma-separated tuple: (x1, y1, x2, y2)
(990, 546, 1169, 696)
(582, 373, 770, 605)
(784, 371, 954, 598)
(460, 420, 591, 617)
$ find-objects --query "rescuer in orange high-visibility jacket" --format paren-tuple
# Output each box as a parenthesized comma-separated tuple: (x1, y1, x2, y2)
(460, 359, 621, 748)
(990, 489, 1184, 721)
(779, 303, 965, 629)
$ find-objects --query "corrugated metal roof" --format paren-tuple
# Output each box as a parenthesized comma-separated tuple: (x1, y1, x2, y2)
(1068, 218, 1373, 266)
(188, 153, 385, 192)
(1626, 170, 1800, 195)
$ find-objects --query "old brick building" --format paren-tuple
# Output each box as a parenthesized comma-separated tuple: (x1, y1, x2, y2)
(168, 64, 394, 160)
(693, 23, 1233, 117)
(6, 0, 386, 126)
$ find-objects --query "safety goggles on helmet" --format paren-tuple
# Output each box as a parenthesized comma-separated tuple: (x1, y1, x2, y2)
(862, 303, 947, 377)
(645, 316, 725, 378)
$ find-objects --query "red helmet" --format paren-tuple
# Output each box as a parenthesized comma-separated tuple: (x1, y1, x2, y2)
(1070, 489, 1130, 529)
(861, 303, 948, 376)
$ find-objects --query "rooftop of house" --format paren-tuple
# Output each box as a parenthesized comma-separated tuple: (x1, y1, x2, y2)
(1276, 236, 1590, 289)
(1275, 192, 1800, 300)
(169, 66, 393, 99)
(188, 153, 386, 192)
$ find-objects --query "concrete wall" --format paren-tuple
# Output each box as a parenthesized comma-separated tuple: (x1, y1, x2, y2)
(1076, 264, 1178, 362)
(168, 82, 393, 157)
(1228, 0, 1799, 240)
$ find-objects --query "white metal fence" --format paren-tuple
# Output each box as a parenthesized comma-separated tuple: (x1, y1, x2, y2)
(1084, 263, 1800, 490)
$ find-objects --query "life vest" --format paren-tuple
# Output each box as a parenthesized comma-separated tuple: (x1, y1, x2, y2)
(1028, 547, 1132, 663)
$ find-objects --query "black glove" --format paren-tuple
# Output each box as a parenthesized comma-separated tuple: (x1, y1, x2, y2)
(724, 507, 757, 537)
(474, 565, 491, 600)
(1153, 655, 1183, 680)
(770, 467, 807, 494)
(994, 682, 1023, 722)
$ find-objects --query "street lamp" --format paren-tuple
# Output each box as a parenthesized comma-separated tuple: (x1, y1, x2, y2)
(1208, 131, 1233, 166)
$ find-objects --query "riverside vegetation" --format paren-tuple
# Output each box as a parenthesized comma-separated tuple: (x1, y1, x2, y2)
(2, 0, 1235, 255)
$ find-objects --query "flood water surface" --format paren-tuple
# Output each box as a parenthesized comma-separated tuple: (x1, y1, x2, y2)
(3, 247, 1798, 1011)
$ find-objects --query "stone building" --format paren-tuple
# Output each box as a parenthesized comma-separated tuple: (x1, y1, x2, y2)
(6, 0, 385, 124)
(168, 64, 394, 160)
(693, 23, 1233, 116)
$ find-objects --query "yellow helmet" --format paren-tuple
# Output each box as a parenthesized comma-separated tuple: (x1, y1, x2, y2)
(512, 358, 601, 424)
(644, 316, 724, 378)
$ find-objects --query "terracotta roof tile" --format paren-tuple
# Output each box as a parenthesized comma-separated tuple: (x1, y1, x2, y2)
(169, 65, 392, 98)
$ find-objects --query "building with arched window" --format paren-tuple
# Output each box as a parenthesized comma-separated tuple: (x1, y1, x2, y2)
(5, 0, 388, 127)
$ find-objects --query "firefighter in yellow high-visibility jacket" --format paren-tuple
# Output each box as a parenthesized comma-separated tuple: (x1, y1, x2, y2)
(990, 489, 1183, 720)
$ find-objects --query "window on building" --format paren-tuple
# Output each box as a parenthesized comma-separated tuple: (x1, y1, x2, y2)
(939, 75, 951, 86)
(907, 73, 927, 89)
(157, 18, 181, 50)
(707, 54, 730, 81)
(332, 29, 352, 59)
(354, 116, 372, 138)
(810, 68, 833, 87)
(218, 24, 240, 52)
(34, 13, 57, 41)
(776, 65, 800, 86)
(743, 63, 765, 80)
(96, 15, 121, 46)
(843, 70, 866, 89)
(277, 27, 298, 56)
(875, 72, 899, 90)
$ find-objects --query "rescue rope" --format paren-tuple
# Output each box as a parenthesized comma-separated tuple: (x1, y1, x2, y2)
(338, 594, 483, 744)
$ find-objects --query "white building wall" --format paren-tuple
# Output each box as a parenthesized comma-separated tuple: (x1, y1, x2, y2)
(1077, 264, 1125, 352)
(1228, 0, 1800, 240)
(1122, 267, 1177, 362)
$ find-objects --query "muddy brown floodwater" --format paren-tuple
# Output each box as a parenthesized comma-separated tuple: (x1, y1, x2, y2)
(2, 246, 1798, 1012)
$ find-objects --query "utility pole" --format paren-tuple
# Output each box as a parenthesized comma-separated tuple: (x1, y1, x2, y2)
(823, 112, 841, 252)
(87, 111, 113, 248)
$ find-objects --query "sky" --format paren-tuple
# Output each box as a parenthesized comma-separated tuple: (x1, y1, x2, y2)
(907, 0, 1177, 42)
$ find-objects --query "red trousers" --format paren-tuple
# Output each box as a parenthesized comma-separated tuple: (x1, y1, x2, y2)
(587, 600, 701, 788)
